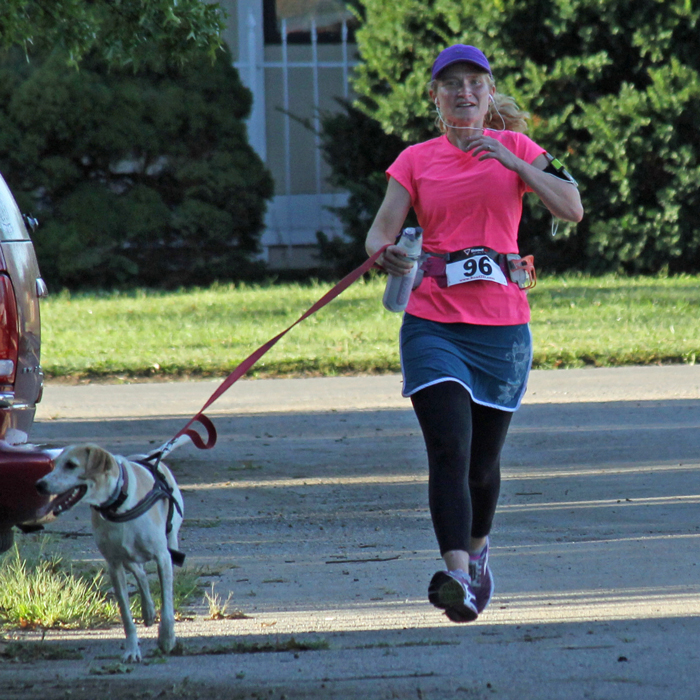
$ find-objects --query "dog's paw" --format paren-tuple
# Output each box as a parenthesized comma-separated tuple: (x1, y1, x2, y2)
(142, 610, 157, 627)
(157, 632, 176, 654)
(122, 645, 142, 663)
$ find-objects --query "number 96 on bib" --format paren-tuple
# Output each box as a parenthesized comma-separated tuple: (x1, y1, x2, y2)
(445, 253, 508, 287)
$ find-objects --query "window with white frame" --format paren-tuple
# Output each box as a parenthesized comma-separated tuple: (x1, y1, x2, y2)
(261, 0, 358, 197)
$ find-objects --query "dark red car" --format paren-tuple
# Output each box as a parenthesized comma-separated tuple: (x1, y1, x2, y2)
(0, 172, 58, 553)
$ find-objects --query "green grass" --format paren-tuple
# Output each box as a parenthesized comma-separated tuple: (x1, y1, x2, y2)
(42, 276, 402, 379)
(0, 544, 118, 629)
(0, 539, 203, 631)
(528, 274, 700, 367)
(40, 273, 700, 380)
(0, 641, 84, 662)
(172, 637, 330, 656)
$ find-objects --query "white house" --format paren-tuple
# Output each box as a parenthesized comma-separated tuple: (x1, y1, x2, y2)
(219, 0, 359, 269)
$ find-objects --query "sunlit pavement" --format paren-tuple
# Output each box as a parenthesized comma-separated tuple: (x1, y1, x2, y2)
(3, 366, 699, 699)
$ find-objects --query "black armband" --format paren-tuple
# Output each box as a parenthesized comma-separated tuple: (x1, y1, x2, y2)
(543, 153, 578, 186)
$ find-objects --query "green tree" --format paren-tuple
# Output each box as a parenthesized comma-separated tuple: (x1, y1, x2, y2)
(322, 0, 700, 274)
(0, 0, 225, 67)
(0, 47, 274, 288)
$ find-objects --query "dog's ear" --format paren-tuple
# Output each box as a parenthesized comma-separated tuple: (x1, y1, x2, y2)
(85, 445, 115, 477)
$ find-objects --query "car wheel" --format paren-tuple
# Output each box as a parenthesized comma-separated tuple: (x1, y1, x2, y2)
(0, 527, 14, 554)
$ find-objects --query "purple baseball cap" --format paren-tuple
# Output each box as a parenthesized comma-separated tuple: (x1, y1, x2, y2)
(431, 45, 492, 80)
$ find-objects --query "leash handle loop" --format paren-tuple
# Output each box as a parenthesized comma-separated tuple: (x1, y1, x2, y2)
(180, 413, 217, 450)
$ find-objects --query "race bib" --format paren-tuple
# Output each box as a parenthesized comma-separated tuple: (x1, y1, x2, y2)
(445, 249, 509, 287)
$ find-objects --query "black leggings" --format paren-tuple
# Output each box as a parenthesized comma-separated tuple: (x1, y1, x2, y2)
(410, 381, 512, 554)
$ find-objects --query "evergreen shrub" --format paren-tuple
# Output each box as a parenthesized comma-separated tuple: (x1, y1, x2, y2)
(0, 46, 274, 289)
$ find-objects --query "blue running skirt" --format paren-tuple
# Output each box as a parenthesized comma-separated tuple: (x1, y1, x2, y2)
(400, 313, 533, 412)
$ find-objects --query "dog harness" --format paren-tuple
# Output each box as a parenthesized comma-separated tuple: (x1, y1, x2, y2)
(92, 457, 185, 566)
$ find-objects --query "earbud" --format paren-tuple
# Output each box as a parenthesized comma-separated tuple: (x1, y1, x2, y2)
(488, 95, 494, 103)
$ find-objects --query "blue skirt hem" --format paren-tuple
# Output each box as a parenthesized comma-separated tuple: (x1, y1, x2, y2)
(399, 314, 533, 412)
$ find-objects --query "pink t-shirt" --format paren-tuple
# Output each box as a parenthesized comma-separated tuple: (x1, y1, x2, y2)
(386, 131, 545, 325)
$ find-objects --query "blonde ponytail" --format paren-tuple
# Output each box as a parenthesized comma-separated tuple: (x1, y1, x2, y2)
(485, 92, 530, 133)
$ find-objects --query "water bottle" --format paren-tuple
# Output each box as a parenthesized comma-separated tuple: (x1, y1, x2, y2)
(382, 227, 423, 312)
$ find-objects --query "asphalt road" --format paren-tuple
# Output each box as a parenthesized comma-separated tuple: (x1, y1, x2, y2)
(2, 366, 700, 700)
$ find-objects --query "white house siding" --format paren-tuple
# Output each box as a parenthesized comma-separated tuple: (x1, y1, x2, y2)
(220, 0, 357, 269)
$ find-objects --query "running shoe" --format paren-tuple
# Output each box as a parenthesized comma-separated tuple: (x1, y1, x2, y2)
(428, 568, 478, 623)
(469, 539, 494, 613)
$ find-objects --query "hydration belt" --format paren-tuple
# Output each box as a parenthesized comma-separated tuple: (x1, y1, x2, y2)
(414, 246, 536, 290)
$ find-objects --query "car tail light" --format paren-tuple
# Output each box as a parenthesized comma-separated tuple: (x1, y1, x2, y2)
(0, 274, 18, 383)
(0, 445, 55, 527)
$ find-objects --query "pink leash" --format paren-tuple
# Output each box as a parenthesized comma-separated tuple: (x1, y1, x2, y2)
(145, 246, 388, 463)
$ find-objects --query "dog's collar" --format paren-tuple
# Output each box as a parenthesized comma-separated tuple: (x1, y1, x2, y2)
(95, 459, 129, 512)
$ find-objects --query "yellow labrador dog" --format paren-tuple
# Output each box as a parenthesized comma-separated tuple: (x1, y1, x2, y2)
(36, 444, 184, 662)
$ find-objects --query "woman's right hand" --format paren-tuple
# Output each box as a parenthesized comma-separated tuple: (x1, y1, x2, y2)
(365, 178, 413, 273)
(380, 245, 416, 276)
